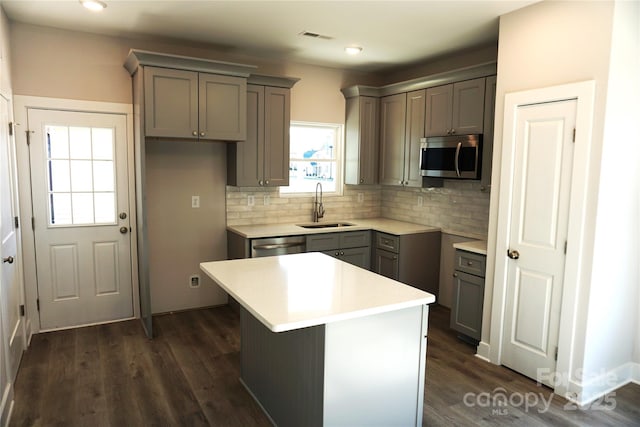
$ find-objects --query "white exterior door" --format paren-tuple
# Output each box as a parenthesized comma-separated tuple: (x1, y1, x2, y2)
(501, 99, 576, 387)
(0, 94, 25, 387)
(28, 109, 133, 330)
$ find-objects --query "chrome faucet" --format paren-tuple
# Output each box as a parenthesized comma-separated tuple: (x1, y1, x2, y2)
(313, 182, 325, 222)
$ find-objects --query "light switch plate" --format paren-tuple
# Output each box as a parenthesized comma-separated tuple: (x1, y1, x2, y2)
(192, 195, 200, 208)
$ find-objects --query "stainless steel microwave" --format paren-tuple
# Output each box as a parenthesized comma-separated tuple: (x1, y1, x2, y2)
(419, 134, 482, 179)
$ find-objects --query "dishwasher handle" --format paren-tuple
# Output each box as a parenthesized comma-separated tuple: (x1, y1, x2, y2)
(253, 242, 305, 250)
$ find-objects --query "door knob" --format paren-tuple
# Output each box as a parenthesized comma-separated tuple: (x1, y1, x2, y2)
(507, 249, 520, 259)
(120, 227, 129, 234)
(119, 212, 127, 220)
(3, 256, 14, 264)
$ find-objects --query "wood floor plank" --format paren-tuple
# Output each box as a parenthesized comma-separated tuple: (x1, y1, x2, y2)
(10, 304, 640, 426)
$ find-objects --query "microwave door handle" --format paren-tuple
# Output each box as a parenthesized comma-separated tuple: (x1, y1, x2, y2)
(454, 142, 462, 177)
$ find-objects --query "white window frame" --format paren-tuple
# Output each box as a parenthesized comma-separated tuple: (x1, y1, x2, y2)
(280, 121, 343, 196)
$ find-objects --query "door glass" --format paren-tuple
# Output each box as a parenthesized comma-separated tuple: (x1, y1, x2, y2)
(46, 125, 116, 226)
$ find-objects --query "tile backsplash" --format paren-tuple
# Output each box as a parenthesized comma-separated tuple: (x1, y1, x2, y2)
(226, 181, 489, 238)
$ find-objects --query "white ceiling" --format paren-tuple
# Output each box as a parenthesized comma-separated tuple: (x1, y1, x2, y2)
(2, 0, 538, 72)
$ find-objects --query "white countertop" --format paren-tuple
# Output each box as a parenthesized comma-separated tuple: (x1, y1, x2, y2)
(227, 218, 440, 239)
(453, 240, 487, 255)
(200, 252, 435, 332)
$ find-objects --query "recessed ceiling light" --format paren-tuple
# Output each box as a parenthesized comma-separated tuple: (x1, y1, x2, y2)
(80, 0, 107, 11)
(345, 46, 363, 55)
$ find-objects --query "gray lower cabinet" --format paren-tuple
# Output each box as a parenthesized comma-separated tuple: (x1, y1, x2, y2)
(143, 66, 247, 141)
(450, 249, 486, 341)
(228, 76, 298, 187)
(372, 231, 441, 296)
(306, 231, 371, 269)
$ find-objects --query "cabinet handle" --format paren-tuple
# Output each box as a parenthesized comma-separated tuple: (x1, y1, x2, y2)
(451, 129, 456, 134)
(258, 180, 264, 186)
(453, 272, 458, 278)
(340, 251, 345, 256)
(467, 261, 473, 266)
(265, 180, 269, 185)
(393, 256, 398, 260)
(360, 178, 364, 183)
(200, 131, 205, 137)
(192, 131, 198, 137)
(335, 252, 340, 256)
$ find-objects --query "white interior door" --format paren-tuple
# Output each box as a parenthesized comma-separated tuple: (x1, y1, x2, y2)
(501, 99, 576, 387)
(0, 94, 25, 384)
(28, 109, 133, 330)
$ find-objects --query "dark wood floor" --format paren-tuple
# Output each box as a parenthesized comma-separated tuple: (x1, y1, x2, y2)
(11, 304, 640, 426)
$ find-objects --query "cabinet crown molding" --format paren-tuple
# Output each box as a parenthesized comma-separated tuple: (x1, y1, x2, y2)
(124, 49, 257, 77)
(342, 61, 497, 98)
(247, 74, 300, 88)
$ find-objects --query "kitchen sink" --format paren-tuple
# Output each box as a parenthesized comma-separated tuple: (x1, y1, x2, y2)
(297, 222, 355, 229)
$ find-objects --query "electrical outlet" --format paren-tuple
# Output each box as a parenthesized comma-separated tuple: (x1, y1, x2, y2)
(189, 274, 200, 288)
(417, 196, 424, 207)
(191, 195, 200, 208)
(264, 195, 270, 206)
(357, 193, 364, 203)
(248, 195, 255, 206)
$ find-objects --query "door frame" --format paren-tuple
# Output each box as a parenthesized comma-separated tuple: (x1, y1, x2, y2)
(13, 96, 139, 338)
(488, 81, 596, 400)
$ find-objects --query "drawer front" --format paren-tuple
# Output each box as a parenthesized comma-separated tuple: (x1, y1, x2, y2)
(306, 233, 340, 251)
(455, 250, 486, 277)
(340, 231, 371, 249)
(375, 232, 399, 253)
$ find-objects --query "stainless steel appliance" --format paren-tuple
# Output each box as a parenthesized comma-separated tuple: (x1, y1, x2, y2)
(251, 236, 306, 257)
(419, 134, 482, 179)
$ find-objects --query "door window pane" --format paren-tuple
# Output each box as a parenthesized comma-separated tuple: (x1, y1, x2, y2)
(45, 125, 117, 226)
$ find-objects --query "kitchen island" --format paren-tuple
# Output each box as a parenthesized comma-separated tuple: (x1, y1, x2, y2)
(200, 252, 435, 427)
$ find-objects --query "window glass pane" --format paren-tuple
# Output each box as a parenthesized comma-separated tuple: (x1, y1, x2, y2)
(94, 193, 116, 223)
(72, 193, 94, 224)
(49, 160, 70, 192)
(70, 160, 93, 192)
(50, 193, 72, 225)
(47, 126, 69, 159)
(92, 128, 114, 160)
(93, 160, 114, 192)
(283, 123, 341, 194)
(69, 127, 92, 159)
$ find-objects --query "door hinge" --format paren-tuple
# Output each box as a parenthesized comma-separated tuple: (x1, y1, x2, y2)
(19, 305, 25, 317)
(8, 122, 13, 136)
(14, 216, 19, 229)
(36, 299, 40, 312)
(555, 346, 558, 361)
(564, 240, 567, 254)
(31, 217, 35, 230)
(572, 128, 576, 143)
(26, 130, 31, 146)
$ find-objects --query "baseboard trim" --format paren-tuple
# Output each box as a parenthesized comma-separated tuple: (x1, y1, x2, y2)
(564, 362, 639, 406)
(475, 341, 491, 363)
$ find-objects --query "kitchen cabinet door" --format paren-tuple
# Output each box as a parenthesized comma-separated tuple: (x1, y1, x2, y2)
(228, 85, 264, 186)
(379, 93, 407, 186)
(450, 270, 485, 340)
(263, 86, 290, 187)
(404, 90, 426, 188)
(425, 84, 453, 137)
(373, 247, 399, 280)
(144, 67, 199, 139)
(451, 78, 485, 135)
(340, 247, 371, 269)
(199, 73, 247, 141)
(425, 77, 486, 137)
(344, 96, 379, 185)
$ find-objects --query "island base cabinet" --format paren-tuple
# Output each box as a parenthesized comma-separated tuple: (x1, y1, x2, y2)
(240, 305, 428, 427)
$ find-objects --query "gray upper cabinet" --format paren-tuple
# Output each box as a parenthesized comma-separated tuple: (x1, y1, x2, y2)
(143, 66, 247, 141)
(425, 77, 486, 137)
(379, 91, 423, 187)
(228, 76, 298, 187)
(379, 93, 407, 186)
(344, 96, 379, 185)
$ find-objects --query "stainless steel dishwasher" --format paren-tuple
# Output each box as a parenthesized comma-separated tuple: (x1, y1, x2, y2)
(250, 236, 306, 257)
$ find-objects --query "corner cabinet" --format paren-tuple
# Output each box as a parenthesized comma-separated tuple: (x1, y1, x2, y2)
(343, 95, 379, 185)
(425, 77, 486, 137)
(228, 75, 299, 187)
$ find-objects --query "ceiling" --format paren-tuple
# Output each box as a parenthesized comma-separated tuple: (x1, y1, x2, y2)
(2, 0, 538, 72)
